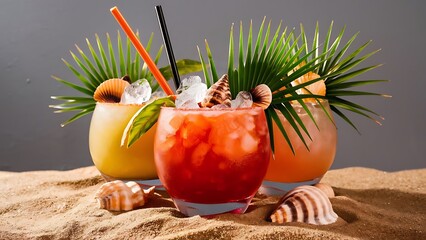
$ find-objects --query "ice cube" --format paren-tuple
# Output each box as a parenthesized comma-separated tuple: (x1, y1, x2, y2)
(191, 142, 210, 167)
(120, 79, 152, 104)
(150, 89, 166, 99)
(231, 91, 253, 108)
(176, 98, 200, 109)
(176, 76, 202, 94)
(175, 76, 207, 105)
(188, 83, 208, 103)
(240, 132, 259, 154)
(211, 104, 230, 109)
(175, 78, 207, 109)
(242, 116, 256, 131)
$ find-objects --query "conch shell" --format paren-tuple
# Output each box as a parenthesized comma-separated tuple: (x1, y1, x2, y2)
(270, 185, 338, 225)
(314, 183, 335, 198)
(250, 84, 272, 109)
(201, 74, 232, 108)
(95, 180, 155, 211)
(93, 78, 130, 103)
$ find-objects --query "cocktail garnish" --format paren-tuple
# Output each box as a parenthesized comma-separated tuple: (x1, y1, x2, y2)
(121, 96, 176, 147)
(250, 84, 272, 109)
(291, 71, 326, 103)
(110, 6, 174, 96)
(201, 74, 232, 108)
(93, 78, 130, 103)
(120, 79, 152, 104)
(155, 5, 181, 89)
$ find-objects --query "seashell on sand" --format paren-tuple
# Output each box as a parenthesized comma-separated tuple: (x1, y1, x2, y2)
(201, 74, 232, 108)
(93, 78, 130, 103)
(270, 185, 338, 225)
(250, 84, 272, 109)
(314, 183, 335, 198)
(95, 180, 155, 211)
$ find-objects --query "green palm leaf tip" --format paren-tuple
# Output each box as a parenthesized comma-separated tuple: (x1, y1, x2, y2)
(298, 22, 390, 131)
(199, 19, 326, 153)
(51, 31, 203, 127)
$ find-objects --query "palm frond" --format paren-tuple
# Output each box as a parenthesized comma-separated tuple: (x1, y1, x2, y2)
(198, 20, 388, 151)
(51, 31, 202, 126)
(298, 22, 389, 129)
(199, 20, 328, 152)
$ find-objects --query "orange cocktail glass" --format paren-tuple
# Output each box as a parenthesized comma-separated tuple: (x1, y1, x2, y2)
(154, 107, 270, 216)
(89, 102, 158, 185)
(260, 100, 337, 195)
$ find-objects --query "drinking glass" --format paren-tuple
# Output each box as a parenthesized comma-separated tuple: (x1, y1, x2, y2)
(259, 100, 337, 195)
(154, 107, 270, 216)
(89, 102, 160, 187)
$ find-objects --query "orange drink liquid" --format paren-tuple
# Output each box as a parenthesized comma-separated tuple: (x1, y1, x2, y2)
(154, 107, 270, 216)
(89, 102, 158, 182)
(260, 100, 337, 195)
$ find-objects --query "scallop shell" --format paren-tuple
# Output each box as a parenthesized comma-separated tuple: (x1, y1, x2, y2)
(270, 185, 338, 225)
(95, 180, 155, 211)
(93, 78, 130, 103)
(121, 75, 131, 84)
(201, 74, 232, 108)
(314, 183, 335, 198)
(250, 84, 272, 109)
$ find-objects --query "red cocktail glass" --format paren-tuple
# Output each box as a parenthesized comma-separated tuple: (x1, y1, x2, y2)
(154, 107, 270, 216)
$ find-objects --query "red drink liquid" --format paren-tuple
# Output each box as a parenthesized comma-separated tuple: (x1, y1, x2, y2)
(154, 107, 270, 216)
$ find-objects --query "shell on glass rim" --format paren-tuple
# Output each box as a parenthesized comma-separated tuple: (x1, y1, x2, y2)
(201, 74, 232, 108)
(250, 84, 272, 109)
(270, 185, 338, 225)
(93, 78, 130, 103)
(314, 183, 335, 198)
(95, 180, 155, 211)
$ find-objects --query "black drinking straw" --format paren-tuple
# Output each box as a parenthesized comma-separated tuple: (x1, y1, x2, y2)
(155, 5, 181, 90)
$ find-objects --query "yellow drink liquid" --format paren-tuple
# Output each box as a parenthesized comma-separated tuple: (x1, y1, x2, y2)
(89, 102, 157, 180)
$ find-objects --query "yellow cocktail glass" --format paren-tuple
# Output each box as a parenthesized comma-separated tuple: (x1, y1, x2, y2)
(89, 102, 157, 181)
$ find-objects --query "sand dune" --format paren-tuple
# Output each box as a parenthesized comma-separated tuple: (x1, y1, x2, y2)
(0, 167, 424, 239)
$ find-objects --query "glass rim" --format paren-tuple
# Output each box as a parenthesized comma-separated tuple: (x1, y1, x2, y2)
(160, 106, 265, 112)
(95, 102, 146, 107)
(290, 99, 329, 106)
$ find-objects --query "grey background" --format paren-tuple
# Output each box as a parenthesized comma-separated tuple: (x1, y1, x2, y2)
(1, 0, 425, 172)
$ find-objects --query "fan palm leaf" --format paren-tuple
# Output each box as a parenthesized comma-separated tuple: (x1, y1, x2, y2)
(51, 31, 202, 126)
(296, 22, 390, 132)
(198, 19, 331, 153)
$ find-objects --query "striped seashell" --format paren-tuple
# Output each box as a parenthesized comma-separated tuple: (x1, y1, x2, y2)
(270, 185, 338, 225)
(201, 74, 232, 108)
(314, 183, 335, 198)
(95, 180, 155, 211)
(250, 84, 272, 109)
(93, 78, 130, 103)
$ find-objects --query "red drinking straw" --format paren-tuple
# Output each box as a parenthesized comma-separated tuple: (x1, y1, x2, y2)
(110, 6, 174, 96)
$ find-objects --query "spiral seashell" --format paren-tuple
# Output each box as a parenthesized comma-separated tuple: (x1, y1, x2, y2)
(250, 84, 272, 109)
(95, 180, 155, 211)
(201, 74, 232, 108)
(93, 78, 130, 103)
(314, 183, 335, 198)
(270, 185, 338, 225)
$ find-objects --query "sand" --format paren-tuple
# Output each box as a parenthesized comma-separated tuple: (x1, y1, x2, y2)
(0, 166, 425, 240)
